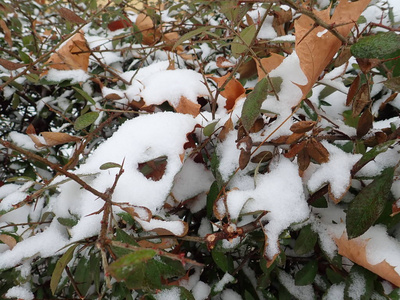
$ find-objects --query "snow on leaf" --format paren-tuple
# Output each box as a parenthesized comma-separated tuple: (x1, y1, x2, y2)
(307, 142, 362, 203)
(140, 69, 208, 116)
(294, 0, 370, 99)
(225, 158, 309, 259)
(134, 218, 188, 237)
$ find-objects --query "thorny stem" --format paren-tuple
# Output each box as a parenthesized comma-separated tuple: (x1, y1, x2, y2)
(65, 266, 84, 299)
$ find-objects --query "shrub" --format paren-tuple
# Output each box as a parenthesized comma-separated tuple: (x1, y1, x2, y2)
(0, 0, 399, 299)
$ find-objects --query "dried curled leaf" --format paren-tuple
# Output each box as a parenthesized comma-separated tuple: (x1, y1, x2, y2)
(0, 234, 16, 250)
(0, 58, 26, 70)
(209, 73, 245, 111)
(306, 138, 329, 164)
(295, 0, 370, 99)
(290, 120, 316, 133)
(27, 124, 81, 148)
(44, 31, 90, 72)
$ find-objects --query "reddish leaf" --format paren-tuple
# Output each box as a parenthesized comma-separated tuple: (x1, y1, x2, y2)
(137, 156, 167, 181)
(108, 19, 133, 31)
(346, 75, 360, 106)
(356, 108, 373, 138)
(284, 140, 307, 158)
(306, 138, 329, 164)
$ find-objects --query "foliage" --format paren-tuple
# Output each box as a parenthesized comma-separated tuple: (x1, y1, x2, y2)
(0, 0, 399, 299)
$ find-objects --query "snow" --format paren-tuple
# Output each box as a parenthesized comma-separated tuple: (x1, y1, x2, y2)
(225, 158, 309, 258)
(192, 281, 211, 300)
(5, 285, 34, 300)
(220, 289, 242, 300)
(44, 69, 90, 84)
(347, 272, 366, 300)
(323, 283, 345, 300)
(140, 69, 209, 106)
(278, 270, 315, 300)
(307, 142, 362, 200)
(214, 273, 235, 292)
(154, 287, 181, 300)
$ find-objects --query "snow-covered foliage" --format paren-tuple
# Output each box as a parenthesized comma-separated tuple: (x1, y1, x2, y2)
(0, 0, 399, 299)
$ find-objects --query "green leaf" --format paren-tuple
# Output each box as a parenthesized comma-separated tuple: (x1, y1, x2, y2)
(203, 120, 219, 137)
(351, 32, 400, 59)
(99, 162, 122, 170)
(212, 249, 233, 272)
(50, 244, 79, 295)
(241, 77, 270, 131)
(109, 249, 156, 279)
(353, 140, 395, 172)
(326, 268, 344, 284)
(346, 167, 395, 239)
(112, 228, 140, 257)
(173, 26, 214, 50)
(74, 111, 99, 131)
(207, 181, 219, 219)
(72, 86, 96, 105)
(231, 24, 256, 57)
(344, 265, 376, 300)
(389, 288, 400, 300)
(294, 224, 318, 255)
(294, 260, 317, 286)
(57, 216, 78, 227)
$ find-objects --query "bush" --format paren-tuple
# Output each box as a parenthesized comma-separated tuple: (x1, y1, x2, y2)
(0, 0, 400, 299)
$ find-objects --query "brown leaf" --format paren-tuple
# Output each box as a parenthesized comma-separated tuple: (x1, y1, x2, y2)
(290, 120, 316, 133)
(352, 84, 370, 117)
(284, 140, 307, 158)
(334, 46, 352, 68)
(356, 108, 373, 138)
(137, 156, 168, 181)
(26, 124, 36, 135)
(0, 234, 16, 250)
(251, 151, 273, 164)
(58, 7, 85, 24)
(357, 57, 381, 74)
(297, 148, 311, 172)
(256, 53, 285, 80)
(175, 95, 201, 116)
(249, 117, 265, 133)
(391, 202, 400, 217)
(44, 31, 90, 72)
(162, 31, 182, 51)
(346, 75, 361, 106)
(306, 138, 329, 164)
(41, 132, 81, 147)
(239, 148, 251, 170)
(295, 0, 370, 99)
(135, 13, 160, 45)
(286, 132, 306, 145)
(0, 19, 12, 47)
(335, 233, 400, 287)
(104, 93, 123, 100)
(0, 58, 26, 70)
(218, 117, 234, 141)
(209, 73, 245, 111)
